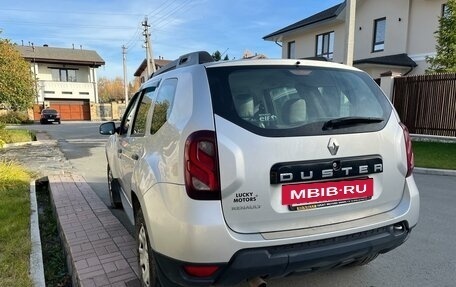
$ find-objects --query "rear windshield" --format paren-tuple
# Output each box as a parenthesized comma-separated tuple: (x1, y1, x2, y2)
(43, 109, 58, 114)
(207, 66, 392, 137)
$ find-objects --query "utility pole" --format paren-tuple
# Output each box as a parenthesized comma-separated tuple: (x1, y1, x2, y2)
(122, 45, 129, 104)
(31, 43, 39, 104)
(142, 16, 156, 78)
(344, 0, 356, 66)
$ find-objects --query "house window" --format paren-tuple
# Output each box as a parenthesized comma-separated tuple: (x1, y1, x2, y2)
(287, 41, 296, 59)
(316, 31, 334, 60)
(50, 68, 78, 82)
(373, 18, 386, 52)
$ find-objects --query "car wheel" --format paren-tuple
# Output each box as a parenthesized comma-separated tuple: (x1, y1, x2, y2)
(136, 208, 161, 287)
(107, 164, 122, 209)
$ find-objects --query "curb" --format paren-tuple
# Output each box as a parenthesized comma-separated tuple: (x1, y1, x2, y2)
(29, 181, 46, 287)
(2, 140, 57, 148)
(414, 167, 456, 177)
(411, 134, 456, 143)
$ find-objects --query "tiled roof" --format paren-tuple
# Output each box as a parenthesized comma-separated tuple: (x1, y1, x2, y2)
(15, 45, 105, 67)
(354, 53, 417, 67)
(263, 2, 345, 40)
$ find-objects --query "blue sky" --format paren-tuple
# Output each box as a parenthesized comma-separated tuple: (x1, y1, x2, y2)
(0, 0, 342, 81)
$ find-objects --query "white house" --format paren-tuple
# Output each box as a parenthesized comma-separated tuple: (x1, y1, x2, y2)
(16, 44, 105, 121)
(263, 0, 448, 79)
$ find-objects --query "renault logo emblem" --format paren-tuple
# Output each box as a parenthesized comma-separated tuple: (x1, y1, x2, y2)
(327, 138, 339, 156)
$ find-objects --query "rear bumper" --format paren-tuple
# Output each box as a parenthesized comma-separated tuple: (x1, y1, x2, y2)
(155, 221, 410, 286)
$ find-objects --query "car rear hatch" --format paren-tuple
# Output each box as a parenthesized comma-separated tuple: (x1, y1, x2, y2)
(207, 63, 408, 234)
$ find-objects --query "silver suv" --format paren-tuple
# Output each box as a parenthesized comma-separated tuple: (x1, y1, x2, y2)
(100, 51, 419, 287)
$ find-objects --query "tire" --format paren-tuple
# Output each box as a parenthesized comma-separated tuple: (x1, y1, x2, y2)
(136, 208, 161, 287)
(107, 164, 122, 209)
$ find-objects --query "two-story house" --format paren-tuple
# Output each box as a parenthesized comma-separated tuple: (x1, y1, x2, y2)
(263, 0, 447, 79)
(134, 57, 172, 84)
(16, 44, 105, 121)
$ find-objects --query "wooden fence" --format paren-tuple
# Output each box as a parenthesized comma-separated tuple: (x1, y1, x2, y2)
(392, 73, 456, 137)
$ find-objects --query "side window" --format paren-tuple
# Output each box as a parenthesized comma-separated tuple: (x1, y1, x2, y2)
(150, 78, 177, 134)
(131, 87, 157, 137)
(119, 92, 141, 135)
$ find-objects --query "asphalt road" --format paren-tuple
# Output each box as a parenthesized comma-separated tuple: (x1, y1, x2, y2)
(19, 121, 456, 286)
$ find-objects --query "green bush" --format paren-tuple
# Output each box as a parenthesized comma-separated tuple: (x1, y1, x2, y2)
(0, 111, 33, 124)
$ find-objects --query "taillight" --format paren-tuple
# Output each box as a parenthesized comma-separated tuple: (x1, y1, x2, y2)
(184, 131, 220, 200)
(400, 123, 414, 177)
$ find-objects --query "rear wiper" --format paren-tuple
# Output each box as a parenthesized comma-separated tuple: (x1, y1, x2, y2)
(322, 117, 384, 130)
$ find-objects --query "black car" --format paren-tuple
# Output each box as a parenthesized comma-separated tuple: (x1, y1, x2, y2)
(40, 108, 61, 124)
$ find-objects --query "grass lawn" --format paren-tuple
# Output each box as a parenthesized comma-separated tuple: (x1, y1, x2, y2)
(413, 141, 456, 170)
(0, 161, 32, 287)
(0, 129, 35, 146)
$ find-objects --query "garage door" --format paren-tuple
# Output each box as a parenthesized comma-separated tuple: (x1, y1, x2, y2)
(49, 100, 90, 121)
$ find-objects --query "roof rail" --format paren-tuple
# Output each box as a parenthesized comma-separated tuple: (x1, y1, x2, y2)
(150, 51, 214, 78)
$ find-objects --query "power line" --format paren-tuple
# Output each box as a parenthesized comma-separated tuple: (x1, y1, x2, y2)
(152, 0, 194, 29)
(0, 7, 143, 16)
(147, 0, 181, 18)
(124, 23, 143, 50)
(1, 20, 136, 30)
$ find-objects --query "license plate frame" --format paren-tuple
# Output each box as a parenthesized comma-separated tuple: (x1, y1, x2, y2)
(282, 178, 374, 210)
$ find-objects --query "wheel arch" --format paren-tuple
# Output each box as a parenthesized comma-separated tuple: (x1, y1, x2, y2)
(132, 190, 157, 251)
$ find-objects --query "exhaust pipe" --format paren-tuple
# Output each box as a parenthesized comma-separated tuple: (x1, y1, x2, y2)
(248, 277, 267, 287)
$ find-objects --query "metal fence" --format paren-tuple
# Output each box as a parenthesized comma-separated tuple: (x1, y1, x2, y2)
(392, 73, 456, 137)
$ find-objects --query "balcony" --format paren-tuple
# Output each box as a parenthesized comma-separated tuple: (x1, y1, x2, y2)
(39, 81, 96, 102)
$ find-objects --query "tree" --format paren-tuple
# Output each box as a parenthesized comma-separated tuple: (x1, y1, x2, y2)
(98, 77, 142, 103)
(211, 50, 229, 61)
(98, 77, 126, 103)
(0, 35, 35, 110)
(212, 50, 222, 61)
(426, 0, 456, 73)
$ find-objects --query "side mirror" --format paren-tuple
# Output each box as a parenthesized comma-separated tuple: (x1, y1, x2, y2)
(99, 122, 117, 135)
